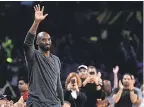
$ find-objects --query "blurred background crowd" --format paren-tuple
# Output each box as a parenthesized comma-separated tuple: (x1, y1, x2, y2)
(0, 1, 143, 106)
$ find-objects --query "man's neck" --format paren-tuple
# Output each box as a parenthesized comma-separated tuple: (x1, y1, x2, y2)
(124, 86, 129, 89)
(20, 90, 27, 96)
(43, 51, 50, 57)
(39, 48, 50, 57)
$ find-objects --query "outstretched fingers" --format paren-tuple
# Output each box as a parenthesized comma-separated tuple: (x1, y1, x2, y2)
(34, 6, 36, 11)
(36, 5, 38, 11)
(38, 4, 40, 11)
(44, 14, 48, 18)
(34, 5, 38, 11)
(34, 4, 41, 11)
(41, 6, 44, 12)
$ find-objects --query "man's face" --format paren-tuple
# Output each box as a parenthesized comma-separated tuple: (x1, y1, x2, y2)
(78, 68, 88, 79)
(122, 75, 131, 87)
(38, 34, 52, 51)
(18, 80, 28, 92)
(88, 68, 97, 76)
(87, 68, 97, 83)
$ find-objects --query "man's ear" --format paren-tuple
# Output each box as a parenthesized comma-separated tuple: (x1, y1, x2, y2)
(36, 39, 39, 45)
(36, 42, 39, 45)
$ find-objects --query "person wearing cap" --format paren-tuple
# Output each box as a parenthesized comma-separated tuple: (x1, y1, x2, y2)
(77, 65, 88, 83)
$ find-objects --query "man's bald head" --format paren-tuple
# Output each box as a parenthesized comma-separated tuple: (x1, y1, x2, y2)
(103, 80, 111, 86)
(103, 80, 112, 95)
(36, 32, 50, 43)
(36, 32, 52, 51)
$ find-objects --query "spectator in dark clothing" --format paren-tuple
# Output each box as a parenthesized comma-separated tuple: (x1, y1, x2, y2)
(64, 72, 87, 107)
(112, 73, 138, 107)
(82, 66, 106, 107)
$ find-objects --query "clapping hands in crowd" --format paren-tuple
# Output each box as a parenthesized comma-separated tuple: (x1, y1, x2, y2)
(0, 96, 26, 107)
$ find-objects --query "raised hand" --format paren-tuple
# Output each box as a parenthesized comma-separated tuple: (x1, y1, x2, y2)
(113, 66, 119, 74)
(85, 76, 91, 83)
(83, 76, 91, 86)
(129, 79, 134, 90)
(34, 4, 48, 23)
(119, 80, 123, 89)
(73, 83, 79, 92)
(67, 82, 73, 91)
(90, 75, 99, 85)
(97, 72, 101, 78)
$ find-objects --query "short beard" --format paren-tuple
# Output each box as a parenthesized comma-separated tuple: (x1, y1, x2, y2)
(40, 47, 50, 52)
(123, 84, 129, 88)
(39, 45, 50, 52)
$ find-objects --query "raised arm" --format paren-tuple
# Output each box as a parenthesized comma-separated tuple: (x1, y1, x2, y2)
(113, 66, 119, 89)
(129, 80, 138, 103)
(113, 80, 123, 103)
(23, 4, 48, 59)
(28, 4, 48, 35)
